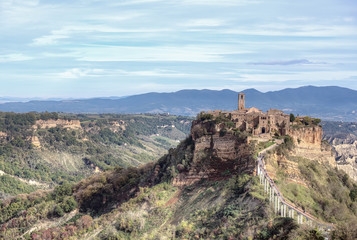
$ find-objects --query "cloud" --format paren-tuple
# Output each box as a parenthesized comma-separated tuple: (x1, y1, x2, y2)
(85, 12, 144, 22)
(74, 44, 251, 63)
(229, 70, 357, 83)
(31, 25, 172, 46)
(248, 59, 326, 66)
(222, 24, 357, 37)
(180, 19, 226, 27)
(277, 17, 313, 22)
(57, 68, 104, 79)
(112, 69, 204, 78)
(0, 53, 33, 62)
(32, 34, 69, 46)
(343, 17, 354, 22)
(180, 0, 261, 6)
(113, 0, 164, 6)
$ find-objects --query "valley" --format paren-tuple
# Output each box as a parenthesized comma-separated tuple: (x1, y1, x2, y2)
(0, 112, 192, 199)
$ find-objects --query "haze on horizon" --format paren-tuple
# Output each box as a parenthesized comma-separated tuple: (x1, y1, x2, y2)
(0, 0, 356, 98)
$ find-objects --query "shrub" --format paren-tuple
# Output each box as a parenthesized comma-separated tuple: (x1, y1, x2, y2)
(61, 197, 78, 213)
(54, 205, 64, 217)
(198, 113, 214, 121)
(350, 186, 357, 202)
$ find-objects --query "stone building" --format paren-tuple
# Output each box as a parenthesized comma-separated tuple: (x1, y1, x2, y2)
(208, 93, 290, 136)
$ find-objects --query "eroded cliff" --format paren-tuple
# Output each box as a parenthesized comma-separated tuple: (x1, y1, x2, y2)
(154, 117, 256, 187)
(289, 126, 336, 167)
(264, 125, 336, 186)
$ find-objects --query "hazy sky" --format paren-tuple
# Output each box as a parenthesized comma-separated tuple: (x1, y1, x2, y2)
(1, 0, 357, 98)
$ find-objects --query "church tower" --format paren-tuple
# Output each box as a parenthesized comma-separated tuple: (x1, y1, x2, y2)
(238, 93, 245, 111)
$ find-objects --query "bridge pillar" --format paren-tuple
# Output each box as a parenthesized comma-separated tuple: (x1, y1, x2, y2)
(269, 185, 272, 202)
(266, 179, 268, 194)
(281, 204, 284, 217)
(277, 198, 280, 214)
(265, 177, 269, 193)
(258, 167, 261, 184)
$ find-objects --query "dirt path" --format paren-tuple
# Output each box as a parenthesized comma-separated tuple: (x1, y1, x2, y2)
(0, 169, 50, 189)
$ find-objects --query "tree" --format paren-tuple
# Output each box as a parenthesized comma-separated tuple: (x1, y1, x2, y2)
(54, 205, 64, 217)
(312, 118, 321, 125)
(289, 113, 295, 122)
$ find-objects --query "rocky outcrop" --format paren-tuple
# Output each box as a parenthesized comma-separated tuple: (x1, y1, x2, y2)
(289, 126, 336, 167)
(289, 125, 322, 147)
(263, 125, 336, 186)
(31, 136, 41, 148)
(108, 120, 126, 132)
(33, 119, 81, 130)
(265, 152, 307, 186)
(322, 122, 357, 181)
(0, 131, 7, 138)
(331, 142, 357, 181)
(172, 120, 255, 186)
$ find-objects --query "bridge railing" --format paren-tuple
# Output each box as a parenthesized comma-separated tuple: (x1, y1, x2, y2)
(256, 157, 334, 230)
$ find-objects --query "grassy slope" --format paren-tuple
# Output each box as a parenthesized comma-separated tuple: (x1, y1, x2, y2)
(275, 155, 357, 224)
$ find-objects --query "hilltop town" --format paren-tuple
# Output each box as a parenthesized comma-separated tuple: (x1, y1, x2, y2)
(208, 93, 290, 136)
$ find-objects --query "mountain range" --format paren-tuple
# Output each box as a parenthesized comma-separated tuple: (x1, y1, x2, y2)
(0, 86, 357, 121)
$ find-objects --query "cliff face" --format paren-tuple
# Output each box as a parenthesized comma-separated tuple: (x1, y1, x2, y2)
(332, 142, 357, 181)
(33, 119, 81, 130)
(264, 125, 336, 186)
(289, 125, 322, 147)
(265, 152, 307, 186)
(171, 120, 256, 186)
(321, 121, 357, 181)
(289, 126, 336, 167)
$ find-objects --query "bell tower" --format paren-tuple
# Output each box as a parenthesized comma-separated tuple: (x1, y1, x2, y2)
(238, 93, 245, 111)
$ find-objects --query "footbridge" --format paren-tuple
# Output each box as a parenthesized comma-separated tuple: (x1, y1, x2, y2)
(256, 144, 334, 231)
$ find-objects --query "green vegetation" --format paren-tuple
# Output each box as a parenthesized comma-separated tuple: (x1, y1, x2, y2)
(0, 112, 192, 197)
(254, 140, 275, 157)
(272, 153, 357, 239)
(1, 113, 356, 239)
(197, 112, 214, 121)
(275, 135, 294, 156)
(0, 175, 36, 196)
(292, 116, 321, 127)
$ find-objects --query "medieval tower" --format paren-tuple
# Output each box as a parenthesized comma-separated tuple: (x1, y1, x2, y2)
(238, 93, 245, 111)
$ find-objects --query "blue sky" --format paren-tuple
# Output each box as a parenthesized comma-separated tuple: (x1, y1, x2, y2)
(0, 0, 357, 98)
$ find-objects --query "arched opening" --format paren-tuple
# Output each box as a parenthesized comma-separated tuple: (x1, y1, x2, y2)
(262, 127, 266, 134)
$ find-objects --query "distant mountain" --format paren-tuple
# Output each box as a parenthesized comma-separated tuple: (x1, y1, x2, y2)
(0, 86, 356, 121)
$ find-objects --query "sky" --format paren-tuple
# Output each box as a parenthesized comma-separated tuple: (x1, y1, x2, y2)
(0, 0, 357, 98)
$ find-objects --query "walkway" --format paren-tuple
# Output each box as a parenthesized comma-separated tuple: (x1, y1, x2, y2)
(256, 143, 334, 230)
